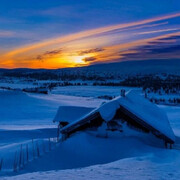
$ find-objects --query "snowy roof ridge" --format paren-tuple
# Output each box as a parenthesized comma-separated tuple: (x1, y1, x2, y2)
(99, 90, 175, 142)
(117, 91, 175, 142)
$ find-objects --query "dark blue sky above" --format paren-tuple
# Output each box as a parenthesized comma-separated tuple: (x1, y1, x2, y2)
(1, 0, 179, 42)
(0, 0, 180, 68)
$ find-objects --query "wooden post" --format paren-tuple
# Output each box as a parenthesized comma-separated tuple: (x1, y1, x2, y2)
(49, 138, 51, 151)
(19, 144, 23, 169)
(170, 143, 172, 149)
(43, 141, 46, 153)
(13, 151, 18, 172)
(36, 142, 40, 157)
(57, 123, 61, 142)
(62, 133, 67, 141)
(32, 139, 35, 159)
(22, 149, 24, 168)
(26, 144, 29, 162)
(0, 158, 3, 171)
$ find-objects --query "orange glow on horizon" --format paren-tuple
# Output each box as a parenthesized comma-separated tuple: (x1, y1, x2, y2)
(0, 12, 180, 69)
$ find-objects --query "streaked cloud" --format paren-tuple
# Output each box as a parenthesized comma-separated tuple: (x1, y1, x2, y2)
(1, 12, 180, 68)
(78, 48, 105, 55)
(136, 28, 180, 35)
(83, 57, 96, 62)
(5, 12, 180, 55)
(36, 49, 62, 61)
(0, 30, 15, 38)
(117, 32, 180, 60)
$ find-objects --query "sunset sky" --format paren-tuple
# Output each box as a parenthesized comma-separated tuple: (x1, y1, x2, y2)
(0, 0, 180, 69)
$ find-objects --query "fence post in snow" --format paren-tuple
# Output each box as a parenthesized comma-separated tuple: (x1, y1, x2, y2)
(36, 142, 40, 157)
(13, 151, 18, 172)
(52, 137, 55, 147)
(22, 149, 25, 168)
(49, 138, 51, 151)
(11, 138, 57, 173)
(32, 139, 35, 159)
(26, 144, 29, 162)
(43, 140, 46, 153)
(0, 158, 3, 171)
(19, 144, 23, 169)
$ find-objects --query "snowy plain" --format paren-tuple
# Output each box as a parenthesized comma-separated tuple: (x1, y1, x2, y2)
(0, 86, 180, 179)
(51, 85, 139, 97)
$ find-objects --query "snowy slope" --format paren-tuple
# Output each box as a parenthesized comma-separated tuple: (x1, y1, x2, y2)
(0, 89, 103, 129)
(3, 152, 180, 180)
(0, 87, 180, 180)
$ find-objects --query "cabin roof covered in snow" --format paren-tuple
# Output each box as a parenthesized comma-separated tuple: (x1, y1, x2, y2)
(54, 106, 95, 123)
(60, 90, 175, 143)
(117, 91, 175, 142)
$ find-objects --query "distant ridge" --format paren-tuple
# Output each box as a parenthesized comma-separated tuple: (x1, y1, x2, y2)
(59, 59, 180, 75)
(0, 59, 180, 75)
(82, 59, 179, 71)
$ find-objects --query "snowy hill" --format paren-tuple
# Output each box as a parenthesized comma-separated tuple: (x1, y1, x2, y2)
(0, 87, 180, 180)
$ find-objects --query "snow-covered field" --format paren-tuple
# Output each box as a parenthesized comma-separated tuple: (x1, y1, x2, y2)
(3, 152, 180, 180)
(0, 86, 180, 179)
(0, 89, 104, 129)
(52, 86, 139, 98)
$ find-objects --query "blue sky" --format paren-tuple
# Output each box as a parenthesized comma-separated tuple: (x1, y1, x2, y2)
(0, 0, 180, 68)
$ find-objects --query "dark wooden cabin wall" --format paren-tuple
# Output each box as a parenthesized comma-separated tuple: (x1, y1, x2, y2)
(114, 108, 150, 133)
(67, 114, 104, 136)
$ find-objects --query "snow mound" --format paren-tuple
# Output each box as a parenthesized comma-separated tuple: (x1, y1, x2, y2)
(99, 101, 119, 121)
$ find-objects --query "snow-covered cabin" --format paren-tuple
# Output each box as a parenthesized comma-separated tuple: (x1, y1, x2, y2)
(54, 91, 175, 145)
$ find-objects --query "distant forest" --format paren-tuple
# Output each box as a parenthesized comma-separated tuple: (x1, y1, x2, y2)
(1, 71, 180, 91)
